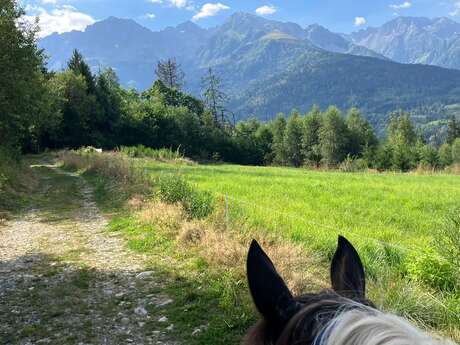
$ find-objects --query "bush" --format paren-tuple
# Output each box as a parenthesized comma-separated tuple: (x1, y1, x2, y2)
(0, 146, 21, 192)
(156, 174, 214, 219)
(406, 247, 457, 292)
(119, 145, 183, 161)
(339, 155, 367, 172)
(435, 210, 460, 273)
(157, 174, 191, 204)
(183, 189, 215, 220)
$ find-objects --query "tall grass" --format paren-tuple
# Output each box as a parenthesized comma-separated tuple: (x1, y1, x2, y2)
(60, 149, 147, 185)
(0, 147, 35, 214)
(60, 149, 213, 219)
(119, 145, 184, 161)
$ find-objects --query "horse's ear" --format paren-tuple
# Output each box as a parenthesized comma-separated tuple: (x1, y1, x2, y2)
(247, 240, 297, 326)
(330, 236, 366, 299)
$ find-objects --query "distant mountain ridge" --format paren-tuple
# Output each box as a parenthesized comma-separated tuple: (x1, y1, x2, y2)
(349, 16, 460, 69)
(40, 13, 460, 129)
(305, 24, 388, 60)
(40, 16, 212, 87)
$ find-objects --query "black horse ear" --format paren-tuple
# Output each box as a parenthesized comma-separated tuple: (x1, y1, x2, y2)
(330, 236, 366, 299)
(247, 240, 297, 326)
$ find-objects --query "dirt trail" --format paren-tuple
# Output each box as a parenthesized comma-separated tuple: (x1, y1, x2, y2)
(0, 160, 177, 345)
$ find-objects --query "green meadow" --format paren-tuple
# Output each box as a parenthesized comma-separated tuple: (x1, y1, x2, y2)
(142, 160, 460, 254)
(59, 151, 460, 339)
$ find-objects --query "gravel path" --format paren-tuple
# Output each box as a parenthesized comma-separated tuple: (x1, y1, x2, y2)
(0, 161, 178, 345)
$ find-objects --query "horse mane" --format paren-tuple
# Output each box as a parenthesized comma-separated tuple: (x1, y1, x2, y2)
(318, 306, 455, 345)
(244, 296, 455, 345)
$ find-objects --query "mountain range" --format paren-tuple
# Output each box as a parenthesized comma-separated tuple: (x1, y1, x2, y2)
(40, 13, 460, 130)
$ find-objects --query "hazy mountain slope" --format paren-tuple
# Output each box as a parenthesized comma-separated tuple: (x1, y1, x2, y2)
(40, 17, 210, 88)
(350, 17, 460, 68)
(196, 12, 307, 65)
(305, 24, 387, 60)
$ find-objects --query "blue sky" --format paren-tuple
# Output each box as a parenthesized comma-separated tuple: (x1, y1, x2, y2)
(21, 0, 460, 38)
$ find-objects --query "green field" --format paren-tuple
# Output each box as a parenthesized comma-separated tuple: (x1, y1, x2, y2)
(137, 160, 460, 331)
(142, 161, 460, 252)
(58, 151, 460, 339)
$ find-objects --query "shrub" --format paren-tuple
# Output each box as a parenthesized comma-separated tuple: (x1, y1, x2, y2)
(0, 146, 21, 192)
(339, 155, 367, 172)
(434, 210, 460, 273)
(157, 174, 191, 204)
(183, 189, 215, 220)
(406, 247, 457, 292)
(119, 145, 183, 161)
(453, 139, 460, 164)
(156, 174, 214, 219)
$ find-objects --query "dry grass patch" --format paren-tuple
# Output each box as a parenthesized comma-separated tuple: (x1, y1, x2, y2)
(139, 198, 328, 296)
(59, 150, 148, 186)
(139, 201, 184, 232)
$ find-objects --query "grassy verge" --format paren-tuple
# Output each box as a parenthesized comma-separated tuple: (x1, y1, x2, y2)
(60, 150, 460, 342)
(0, 148, 40, 218)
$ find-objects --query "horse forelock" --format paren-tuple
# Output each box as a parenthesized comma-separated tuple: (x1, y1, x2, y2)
(317, 307, 456, 345)
(244, 291, 371, 345)
(243, 291, 454, 345)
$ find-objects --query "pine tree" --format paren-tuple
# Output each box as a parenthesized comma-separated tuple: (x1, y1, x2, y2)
(388, 112, 417, 171)
(447, 117, 460, 145)
(439, 143, 453, 167)
(301, 106, 322, 166)
(271, 113, 288, 165)
(319, 107, 349, 166)
(95, 68, 122, 146)
(201, 68, 230, 125)
(67, 49, 96, 94)
(453, 138, 460, 164)
(284, 111, 304, 167)
(155, 57, 185, 89)
(419, 144, 439, 168)
(346, 107, 377, 157)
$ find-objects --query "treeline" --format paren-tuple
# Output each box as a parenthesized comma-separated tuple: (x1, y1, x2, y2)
(2, 0, 460, 172)
(259, 108, 460, 170)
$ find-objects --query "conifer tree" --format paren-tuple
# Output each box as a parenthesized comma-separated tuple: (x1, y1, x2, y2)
(155, 57, 185, 90)
(319, 107, 349, 166)
(201, 68, 230, 125)
(301, 106, 322, 166)
(284, 111, 304, 167)
(68, 49, 96, 94)
(271, 113, 288, 165)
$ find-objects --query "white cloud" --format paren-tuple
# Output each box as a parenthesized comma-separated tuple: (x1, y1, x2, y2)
(169, 0, 188, 8)
(255, 5, 277, 16)
(145, 13, 156, 19)
(24, 5, 95, 38)
(354, 16, 366, 26)
(192, 2, 229, 21)
(450, 1, 460, 16)
(389, 1, 412, 9)
(149, 0, 163, 3)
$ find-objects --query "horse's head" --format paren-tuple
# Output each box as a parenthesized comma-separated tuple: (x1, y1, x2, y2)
(244, 236, 453, 345)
